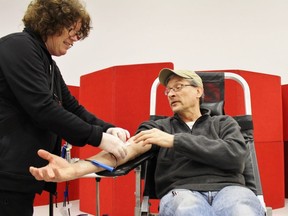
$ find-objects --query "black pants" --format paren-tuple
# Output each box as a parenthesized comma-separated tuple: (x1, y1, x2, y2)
(0, 190, 35, 216)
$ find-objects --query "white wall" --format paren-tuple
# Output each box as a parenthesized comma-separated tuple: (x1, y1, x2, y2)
(1, 0, 288, 86)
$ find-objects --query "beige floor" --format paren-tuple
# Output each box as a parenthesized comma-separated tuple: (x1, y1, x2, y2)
(273, 199, 288, 216)
(34, 200, 92, 216)
(34, 199, 288, 216)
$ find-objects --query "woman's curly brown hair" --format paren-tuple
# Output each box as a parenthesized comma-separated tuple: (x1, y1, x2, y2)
(22, 0, 91, 41)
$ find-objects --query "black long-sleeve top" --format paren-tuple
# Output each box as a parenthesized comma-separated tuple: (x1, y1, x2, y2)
(0, 29, 114, 193)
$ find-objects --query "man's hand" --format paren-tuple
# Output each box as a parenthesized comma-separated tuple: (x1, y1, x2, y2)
(133, 128, 174, 148)
(29, 149, 76, 182)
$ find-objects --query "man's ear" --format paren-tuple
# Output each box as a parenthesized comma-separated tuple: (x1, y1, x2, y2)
(196, 87, 204, 99)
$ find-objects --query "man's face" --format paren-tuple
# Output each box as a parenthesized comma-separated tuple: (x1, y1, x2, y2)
(166, 76, 203, 114)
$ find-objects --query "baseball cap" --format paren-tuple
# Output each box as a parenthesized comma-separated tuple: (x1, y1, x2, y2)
(158, 68, 203, 87)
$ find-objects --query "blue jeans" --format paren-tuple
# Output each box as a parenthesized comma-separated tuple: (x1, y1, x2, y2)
(159, 186, 265, 216)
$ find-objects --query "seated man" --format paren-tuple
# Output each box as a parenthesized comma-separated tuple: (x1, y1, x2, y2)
(30, 68, 265, 216)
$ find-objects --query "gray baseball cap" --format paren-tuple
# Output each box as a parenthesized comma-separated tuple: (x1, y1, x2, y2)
(158, 68, 203, 87)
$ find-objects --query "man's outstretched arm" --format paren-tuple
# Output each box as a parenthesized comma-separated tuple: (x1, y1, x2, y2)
(29, 137, 151, 182)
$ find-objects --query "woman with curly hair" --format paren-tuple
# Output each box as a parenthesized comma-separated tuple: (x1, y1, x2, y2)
(0, 1, 129, 215)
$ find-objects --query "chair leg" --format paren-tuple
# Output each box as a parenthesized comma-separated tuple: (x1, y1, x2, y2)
(140, 196, 150, 215)
(95, 177, 101, 216)
(134, 165, 142, 216)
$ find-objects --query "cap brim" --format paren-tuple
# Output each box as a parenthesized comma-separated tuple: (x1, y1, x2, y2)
(158, 68, 175, 86)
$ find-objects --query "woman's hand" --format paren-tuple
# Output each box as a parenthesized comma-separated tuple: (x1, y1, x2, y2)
(99, 133, 128, 160)
(106, 127, 130, 142)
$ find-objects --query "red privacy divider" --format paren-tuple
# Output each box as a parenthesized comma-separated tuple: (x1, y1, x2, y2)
(282, 85, 288, 198)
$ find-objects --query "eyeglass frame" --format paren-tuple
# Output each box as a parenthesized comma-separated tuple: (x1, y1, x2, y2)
(164, 84, 197, 95)
(67, 27, 83, 40)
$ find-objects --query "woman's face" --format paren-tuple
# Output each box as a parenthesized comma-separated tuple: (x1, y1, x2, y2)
(45, 20, 82, 56)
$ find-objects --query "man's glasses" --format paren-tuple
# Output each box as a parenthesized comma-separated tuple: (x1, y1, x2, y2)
(164, 84, 194, 95)
(68, 28, 83, 40)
